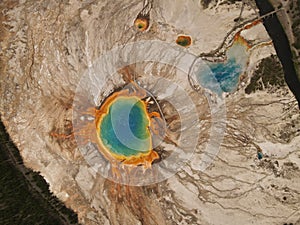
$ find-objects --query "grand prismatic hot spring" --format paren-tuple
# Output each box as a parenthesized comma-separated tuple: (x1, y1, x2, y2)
(93, 82, 162, 169)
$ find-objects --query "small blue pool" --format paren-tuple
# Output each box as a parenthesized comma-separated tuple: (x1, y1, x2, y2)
(197, 41, 249, 94)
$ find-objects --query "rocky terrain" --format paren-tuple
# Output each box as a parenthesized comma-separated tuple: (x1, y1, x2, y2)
(0, 0, 300, 224)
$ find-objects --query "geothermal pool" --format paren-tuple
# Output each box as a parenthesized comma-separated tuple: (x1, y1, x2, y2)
(98, 96, 152, 157)
(197, 39, 249, 94)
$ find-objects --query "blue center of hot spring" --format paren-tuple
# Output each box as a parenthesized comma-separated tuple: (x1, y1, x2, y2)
(99, 97, 151, 157)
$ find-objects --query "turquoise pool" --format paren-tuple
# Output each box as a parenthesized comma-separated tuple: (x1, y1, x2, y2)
(99, 96, 151, 157)
(197, 40, 249, 94)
